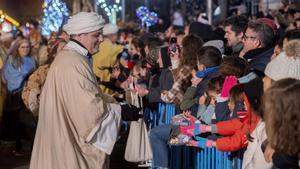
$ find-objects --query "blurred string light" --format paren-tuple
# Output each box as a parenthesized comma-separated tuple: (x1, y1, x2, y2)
(136, 6, 158, 27)
(96, 0, 122, 17)
(0, 10, 20, 27)
(41, 0, 69, 36)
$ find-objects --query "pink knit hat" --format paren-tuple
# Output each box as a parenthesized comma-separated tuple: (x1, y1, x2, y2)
(256, 18, 277, 35)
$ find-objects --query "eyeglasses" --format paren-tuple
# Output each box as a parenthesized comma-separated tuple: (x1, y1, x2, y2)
(242, 34, 257, 41)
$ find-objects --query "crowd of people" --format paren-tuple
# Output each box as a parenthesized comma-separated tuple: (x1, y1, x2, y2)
(0, 1, 299, 169)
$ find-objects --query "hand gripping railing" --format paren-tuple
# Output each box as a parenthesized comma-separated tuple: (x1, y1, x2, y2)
(154, 103, 244, 169)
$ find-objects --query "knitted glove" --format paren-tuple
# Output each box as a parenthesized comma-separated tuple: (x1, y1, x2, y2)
(220, 76, 237, 97)
(188, 137, 213, 148)
(180, 123, 207, 136)
(120, 104, 142, 121)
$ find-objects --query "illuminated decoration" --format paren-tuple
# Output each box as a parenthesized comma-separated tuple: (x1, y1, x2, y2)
(96, 0, 122, 24)
(0, 10, 20, 27)
(136, 6, 158, 27)
(1, 21, 13, 32)
(41, 0, 69, 36)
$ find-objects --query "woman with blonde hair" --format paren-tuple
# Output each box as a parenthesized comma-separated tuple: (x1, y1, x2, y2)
(0, 38, 36, 155)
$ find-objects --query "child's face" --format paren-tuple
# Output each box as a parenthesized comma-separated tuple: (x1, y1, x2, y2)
(132, 67, 140, 77)
(196, 63, 205, 72)
(120, 58, 128, 68)
(129, 44, 138, 56)
(271, 45, 281, 60)
(207, 90, 218, 101)
(140, 68, 147, 77)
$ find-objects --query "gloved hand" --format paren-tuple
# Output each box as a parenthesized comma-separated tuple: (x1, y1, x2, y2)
(188, 137, 213, 148)
(220, 76, 237, 97)
(120, 104, 142, 121)
(180, 123, 208, 136)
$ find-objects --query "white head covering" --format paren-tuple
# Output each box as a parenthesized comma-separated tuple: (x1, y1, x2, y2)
(63, 12, 105, 35)
(103, 23, 119, 35)
(265, 40, 300, 81)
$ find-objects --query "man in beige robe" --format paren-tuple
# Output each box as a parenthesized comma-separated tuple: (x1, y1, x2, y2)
(29, 12, 141, 169)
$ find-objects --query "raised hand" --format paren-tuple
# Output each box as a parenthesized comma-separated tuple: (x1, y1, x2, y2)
(221, 76, 237, 97)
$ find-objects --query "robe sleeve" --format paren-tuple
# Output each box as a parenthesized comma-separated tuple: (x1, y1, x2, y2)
(90, 103, 122, 154)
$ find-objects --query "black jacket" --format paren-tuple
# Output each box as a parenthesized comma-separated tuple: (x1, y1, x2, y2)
(147, 68, 174, 103)
(272, 152, 299, 169)
(243, 47, 273, 77)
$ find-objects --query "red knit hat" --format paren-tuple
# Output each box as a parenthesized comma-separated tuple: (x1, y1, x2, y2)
(256, 18, 277, 35)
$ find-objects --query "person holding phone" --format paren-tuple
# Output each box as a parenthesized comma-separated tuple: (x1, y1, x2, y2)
(169, 37, 181, 70)
(160, 34, 203, 107)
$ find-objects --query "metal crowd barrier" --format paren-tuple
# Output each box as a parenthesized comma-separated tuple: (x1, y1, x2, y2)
(154, 102, 244, 169)
(194, 147, 243, 169)
(149, 103, 176, 128)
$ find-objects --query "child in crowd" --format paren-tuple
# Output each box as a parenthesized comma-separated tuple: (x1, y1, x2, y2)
(169, 76, 224, 145)
(170, 76, 248, 145)
(180, 78, 263, 152)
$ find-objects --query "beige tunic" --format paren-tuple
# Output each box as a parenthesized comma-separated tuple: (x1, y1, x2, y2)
(30, 45, 115, 169)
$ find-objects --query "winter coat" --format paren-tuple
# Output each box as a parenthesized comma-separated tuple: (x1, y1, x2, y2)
(180, 72, 217, 111)
(92, 39, 123, 94)
(214, 95, 260, 152)
(22, 64, 50, 116)
(3, 55, 36, 92)
(243, 47, 273, 77)
(242, 120, 272, 169)
(161, 65, 192, 107)
(147, 68, 174, 103)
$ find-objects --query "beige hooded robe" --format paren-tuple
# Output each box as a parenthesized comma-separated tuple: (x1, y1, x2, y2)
(29, 42, 118, 169)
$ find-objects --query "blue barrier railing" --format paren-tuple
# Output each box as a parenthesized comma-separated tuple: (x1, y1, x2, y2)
(158, 103, 176, 125)
(194, 147, 243, 169)
(150, 103, 176, 127)
(153, 103, 244, 169)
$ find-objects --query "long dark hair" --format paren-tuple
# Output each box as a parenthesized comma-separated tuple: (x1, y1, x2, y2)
(263, 78, 300, 157)
(131, 37, 146, 60)
(179, 34, 204, 68)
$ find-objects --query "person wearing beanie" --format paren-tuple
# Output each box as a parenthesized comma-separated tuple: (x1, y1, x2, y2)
(188, 21, 215, 42)
(92, 23, 123, 94)
(263, 39, 300, 91)
(136, 43, 174, 102)
(30, 12, 141, 169)
(203, 40, 225, 55)
(255, 40, 300, 169)
(240, 18, 277, 77)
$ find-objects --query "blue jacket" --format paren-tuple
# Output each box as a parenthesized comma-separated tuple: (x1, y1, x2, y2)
(3, 55, 36, 92)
